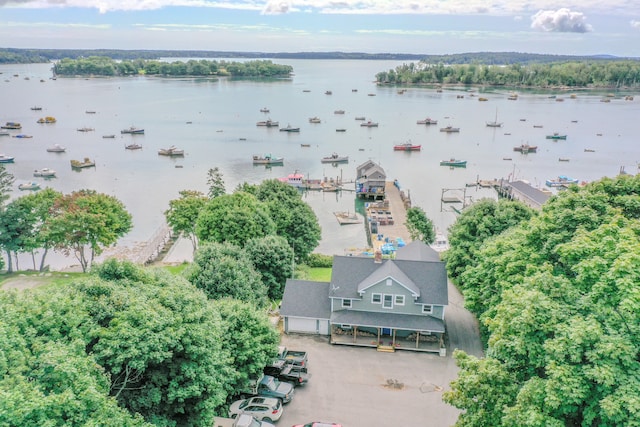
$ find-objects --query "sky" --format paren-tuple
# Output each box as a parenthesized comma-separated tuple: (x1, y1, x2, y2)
(1, 0, 639, 57)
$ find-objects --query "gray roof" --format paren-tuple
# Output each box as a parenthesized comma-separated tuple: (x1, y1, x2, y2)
(280, 279, 331, 319)
(330, 256, 448, 305)
(357, 260, 420, 297)
(508, 180, 551, 206)
(356, 160, 386, 179)
(331, 310, 445, 333)
(396, 240, 442, 262)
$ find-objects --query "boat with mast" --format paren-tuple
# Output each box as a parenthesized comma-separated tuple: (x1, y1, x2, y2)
(486, 108, 503, 127)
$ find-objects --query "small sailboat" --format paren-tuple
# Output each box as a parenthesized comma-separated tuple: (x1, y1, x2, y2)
(486, 108, 503, 127)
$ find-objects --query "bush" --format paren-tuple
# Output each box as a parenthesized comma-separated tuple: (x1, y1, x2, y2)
(306, 253, 333, 268)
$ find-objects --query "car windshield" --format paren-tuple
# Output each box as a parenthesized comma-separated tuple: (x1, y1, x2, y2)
(265, 377, 280, 391)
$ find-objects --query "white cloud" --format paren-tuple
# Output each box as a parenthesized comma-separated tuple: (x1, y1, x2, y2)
(631, 20, 640, 29)
(261, 0, 290, 15)
(531, 8, 593, 33)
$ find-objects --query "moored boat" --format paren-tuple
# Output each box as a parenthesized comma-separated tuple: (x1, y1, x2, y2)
(0, 154, 15, 163)
(77, 127, 95, 132)
(102, 134, 116, 139)
(417, 118, 438, 125)
(321, 153, 349, 163)
(279, 124, 300, 132)
(13, 134, 33, 138)
(486, 109, 502, 127)
(19, 182, 40, 191)
(70, 158, 95, 169)
(546, 133, 567, 140)
(158, 146, 184, 156)
(46, 144, 66, 153)
(393, 142, 422, 151)
(260, 107, 270, 113)
(546, 175, 579, 187)
(440, 158, 467, 167)
(2, 122, 21, 129)
(33, 168, 56, 177)
(37, 116, 56, 124)
(256, 119, 279, 127)
(334, 110, 345, 114)
(125, 143, 143, 150)
(278, 171, 305, 187)
(360, 121, 378, 127)
(440, 126, 460, 133)
(308, 117, 321, 123)
(121, 126, 144, 134)
(30, 106, 43, 111)
(354, 116, 366, 121)
(336, 128, 347, 132)
(253, 154, 284, 165)
(513, 144, 538, 153)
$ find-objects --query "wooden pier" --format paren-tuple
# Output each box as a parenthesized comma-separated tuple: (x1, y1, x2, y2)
(365, 181, 412, 253)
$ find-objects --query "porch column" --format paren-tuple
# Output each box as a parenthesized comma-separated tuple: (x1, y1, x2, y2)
(353, 326, 358, 343)
(392, 329, 396, 347)
(377, 328, 381, 346)
(416, 331, 420, 349)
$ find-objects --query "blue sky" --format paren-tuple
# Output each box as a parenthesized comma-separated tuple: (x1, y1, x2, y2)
(1, 0, 639, 56)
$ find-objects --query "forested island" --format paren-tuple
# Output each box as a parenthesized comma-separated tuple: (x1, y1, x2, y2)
(53, 57, 293, 77)
(375, 61, 640, 88)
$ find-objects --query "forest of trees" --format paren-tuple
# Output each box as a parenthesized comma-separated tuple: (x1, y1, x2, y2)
(375, 60, 640, 88)
(52, 57, 293, 77)
(442, 176, 640, 426)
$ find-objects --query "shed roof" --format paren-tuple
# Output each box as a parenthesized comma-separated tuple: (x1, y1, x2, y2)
(280, 279, 331, 319)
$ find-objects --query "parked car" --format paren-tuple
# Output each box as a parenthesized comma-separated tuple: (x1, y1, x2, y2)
(213, 413, 275, 427)
(240, 374, 295, 403)
(277, 345, 309, 369)
(264, 360, 310, 386)
(292, 423, 342, 427)
(229, 396, 283, 423)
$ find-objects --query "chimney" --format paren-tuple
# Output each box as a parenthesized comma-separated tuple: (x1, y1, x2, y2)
(374, 250, 383, 263)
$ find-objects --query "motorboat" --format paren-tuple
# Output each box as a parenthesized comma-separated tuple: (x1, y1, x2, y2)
(0, 154, 15, 163)
(46, 144, 66, 153)
(33, 168, 56, 177)
(280, 124, 300, 132)
(158, 146, 184, 156)
(19, 182, 40, 191)
(393, 142, 422, 151)
(321, 153, 349, 163)
(121, 126, 144, 134)
(253, 154, 284, 165)
(440, 158, 467, 167)
(256, 119, 279, 127)
(70, 158, 96, 168)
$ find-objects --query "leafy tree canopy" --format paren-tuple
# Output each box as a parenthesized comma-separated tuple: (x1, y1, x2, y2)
(165, 190, 209, 251)
(184, 242, 269, 308)
(405, 206, 436, 244)
(445, 175, 640, 427)
(195, 192, 275, 247)
(245, 235, 294, 300)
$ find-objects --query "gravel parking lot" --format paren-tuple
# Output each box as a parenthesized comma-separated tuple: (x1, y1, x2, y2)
(276, 281, 483, 427)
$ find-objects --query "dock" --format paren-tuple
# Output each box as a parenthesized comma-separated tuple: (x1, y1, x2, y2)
(365, 181, 412, 254)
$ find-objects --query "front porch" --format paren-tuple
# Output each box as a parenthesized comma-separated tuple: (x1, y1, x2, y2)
(330, 325, 444, 354)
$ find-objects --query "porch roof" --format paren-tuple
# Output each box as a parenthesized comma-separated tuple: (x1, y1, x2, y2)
(330, 310, 445, 334)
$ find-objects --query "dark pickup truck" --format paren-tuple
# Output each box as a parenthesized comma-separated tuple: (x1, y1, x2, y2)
(264, 360, 310, 387)
(277, 346, 308, 369)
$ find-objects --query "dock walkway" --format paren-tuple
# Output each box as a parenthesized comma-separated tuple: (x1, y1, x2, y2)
(367, 182, 412, 253)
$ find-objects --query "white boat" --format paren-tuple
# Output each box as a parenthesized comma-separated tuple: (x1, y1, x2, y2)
(440, 126, 460, 133)
(19, 182, 40, 191)
(125, 143, 143, 150)
(308, 117, 321, 123)
(0, 154, 15, 163)
(121, 126, 144, 134)
(256, 119, 279, 127)
(280, 124, 300, 132)
(321, 153, 349, 163)
(486, 109, 503, 127)
(46, 144, 66, 153)
(360, 121, 378, 127)
(158, 146, 184, 156)
(33, 168, 56, 177)
(546, 175, 579, 187)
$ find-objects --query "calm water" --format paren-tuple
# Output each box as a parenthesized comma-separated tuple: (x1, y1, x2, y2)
(1, 60, 639, 268)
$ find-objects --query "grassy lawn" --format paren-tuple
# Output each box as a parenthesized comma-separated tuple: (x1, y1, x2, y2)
(0, 271, 87, 289)
(308, 267, 332, 282)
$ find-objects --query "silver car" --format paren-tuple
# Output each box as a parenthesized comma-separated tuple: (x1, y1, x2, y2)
(229, 396, 283, 423)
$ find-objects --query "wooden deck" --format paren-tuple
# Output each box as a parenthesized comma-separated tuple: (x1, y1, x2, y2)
(367, 181, 412, 252)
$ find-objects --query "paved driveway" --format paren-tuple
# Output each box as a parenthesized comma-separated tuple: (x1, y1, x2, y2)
(277, 282, 483, 427)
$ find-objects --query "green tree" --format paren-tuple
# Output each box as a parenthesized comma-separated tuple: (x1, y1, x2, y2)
(254, 179, 321, 262)
(165, 190, 208, 251)
(214, 299, 279, 396)
(44, 190, 132, 272)
(207, 167, 226, 199)
(443, 199, 535, 283)
(195, 192, 275, 247)
(245, 235, 294, 300)
(184, 242, 269, 308)
(405, 206, 436, 244)
(88, 260, 234, 426)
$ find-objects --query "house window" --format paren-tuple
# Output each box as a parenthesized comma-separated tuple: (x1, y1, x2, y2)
(341, 324, 352, 330)
(395, 295, 405, 306)
(383, 294, 393, 309)
(422, 305, 433, 314)
(372, 293, 382, 304)
(342, 299, 352, 308)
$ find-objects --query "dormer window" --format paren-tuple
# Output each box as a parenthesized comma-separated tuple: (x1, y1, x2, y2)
(342, 299, 352, 308)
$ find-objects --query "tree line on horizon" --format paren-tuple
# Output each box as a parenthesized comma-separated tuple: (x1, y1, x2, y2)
(1, 47, 637, 65)
(376, 60, 640, 88)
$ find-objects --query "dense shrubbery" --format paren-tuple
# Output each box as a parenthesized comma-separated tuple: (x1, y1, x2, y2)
(306, 253, 333, 268)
